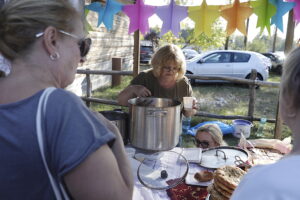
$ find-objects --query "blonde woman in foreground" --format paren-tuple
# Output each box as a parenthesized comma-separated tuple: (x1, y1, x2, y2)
(0, 0, 133, 199)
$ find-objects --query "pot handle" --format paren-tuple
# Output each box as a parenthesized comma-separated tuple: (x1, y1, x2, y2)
(146, 110, 167, 117)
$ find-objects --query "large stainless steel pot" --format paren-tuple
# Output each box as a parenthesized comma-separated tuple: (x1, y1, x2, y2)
(128, 97, 181, 151)
(99, 110, 129, 145)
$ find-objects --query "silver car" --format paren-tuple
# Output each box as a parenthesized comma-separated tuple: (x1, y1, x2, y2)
(186, 50, 270, 84)
(182, 49, 200, 60)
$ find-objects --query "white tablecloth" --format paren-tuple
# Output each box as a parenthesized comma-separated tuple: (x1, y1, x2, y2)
(127, 147, 207, 200)
(129, 157, 169, 200)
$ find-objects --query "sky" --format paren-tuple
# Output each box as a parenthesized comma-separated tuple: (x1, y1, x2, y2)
(146, 0, 300, 42)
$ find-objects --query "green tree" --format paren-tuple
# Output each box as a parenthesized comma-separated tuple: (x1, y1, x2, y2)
(144, 27, 160, 48)
(230, 35, 246, 50)
(181, 21, 226, 51)
(272, 36, 285, 51)
(246, 34, 270, 52)
(160, 31, 181, 46)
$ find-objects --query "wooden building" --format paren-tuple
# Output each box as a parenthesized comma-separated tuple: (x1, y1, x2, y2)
(67, 0, 134, 95)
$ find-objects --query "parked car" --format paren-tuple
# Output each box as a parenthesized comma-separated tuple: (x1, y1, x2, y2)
(182, 49, 200, 60)
(186, 50, 271, 85)
(140, 45, 154, 64)
(261, 52, 285, 74)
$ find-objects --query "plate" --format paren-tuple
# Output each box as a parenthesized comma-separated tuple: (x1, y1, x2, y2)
(200, 146, 248, 169)
(185, 163, 214, 187)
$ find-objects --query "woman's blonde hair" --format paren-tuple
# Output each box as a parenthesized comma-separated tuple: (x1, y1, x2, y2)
(280, 47, 300, 110)
(0, 0, 81, 61)
(196, 124, 224, 146)
(151, 44, 186, 80)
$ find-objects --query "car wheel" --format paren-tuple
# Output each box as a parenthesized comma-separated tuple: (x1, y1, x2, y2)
(276, 65, 282, 74)
(186, 71, 195, 85)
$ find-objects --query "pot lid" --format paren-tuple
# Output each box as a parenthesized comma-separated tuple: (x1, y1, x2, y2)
(200, 146, 248, 169)
(137, 151, 189, 190)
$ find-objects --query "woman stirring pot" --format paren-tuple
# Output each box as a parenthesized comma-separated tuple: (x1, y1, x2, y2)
(117, 44, 197, 117)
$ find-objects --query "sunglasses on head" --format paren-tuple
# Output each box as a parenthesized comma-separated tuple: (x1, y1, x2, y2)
(36, 29, 91, 58)
(195, 139, 210, 149)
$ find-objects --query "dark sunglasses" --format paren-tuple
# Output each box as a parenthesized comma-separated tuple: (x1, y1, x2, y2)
(78, 37, 91, 57)
(36, 30, 92, 58)
(162, 66, 180, 72)
(195, 139, 210, 149)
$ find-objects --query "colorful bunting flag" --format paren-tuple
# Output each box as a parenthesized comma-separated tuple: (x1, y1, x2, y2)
(188, 0, 220, 36)
(122, 0, 156, 35)
(270, 0, 295, 32)
(84, 0, 295, 38)
(85, 0, 123, 30)
(250, 0, 277, 34)
(85, 2, 102, 26)
(155, 0, 188, 37)
(287, 0, 300, 22)
(220, 0, 253, 36)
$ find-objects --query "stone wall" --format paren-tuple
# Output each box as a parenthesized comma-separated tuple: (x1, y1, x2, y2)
(67, 4, 134, 96)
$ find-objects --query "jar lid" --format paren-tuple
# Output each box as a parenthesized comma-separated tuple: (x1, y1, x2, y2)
(137, 151, 189, 190)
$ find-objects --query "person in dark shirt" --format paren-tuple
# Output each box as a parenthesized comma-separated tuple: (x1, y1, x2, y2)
(118, 44, 197, 116)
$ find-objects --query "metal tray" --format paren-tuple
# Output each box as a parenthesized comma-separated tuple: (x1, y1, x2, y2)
(199, 146, 248, 169)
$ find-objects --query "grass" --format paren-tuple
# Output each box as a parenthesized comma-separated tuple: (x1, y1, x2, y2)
(90, 76, 132, 112)
(90, 67, 291, 145)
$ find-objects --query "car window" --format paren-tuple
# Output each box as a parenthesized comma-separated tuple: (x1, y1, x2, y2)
(141, 46, 153, 52)
(203, 52, 231, 63)
(233, 53, 250, 62)
(262, 53, 275, 61)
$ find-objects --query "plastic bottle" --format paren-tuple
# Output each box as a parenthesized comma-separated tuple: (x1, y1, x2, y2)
(182, 116, 191, 134)
(178, 116, 191, 147)
(255, 118, 267, 137)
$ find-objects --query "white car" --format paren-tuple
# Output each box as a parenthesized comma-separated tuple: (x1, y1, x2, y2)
(186, 50, 270, 84)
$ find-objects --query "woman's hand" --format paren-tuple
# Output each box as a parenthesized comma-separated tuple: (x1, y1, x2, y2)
(133, 85, 151, 97)
(183, 97, 198, 117)
(117, 85, 151, 106)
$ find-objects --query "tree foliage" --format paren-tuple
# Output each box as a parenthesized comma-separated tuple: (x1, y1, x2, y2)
(180, 21, 227, 51)
(150, 20, 227, 51)
(143, 21, 288, 54)
(143, 26, 160, 48)
(229, 33, 286, 53)
(142, 20, 226, 51)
